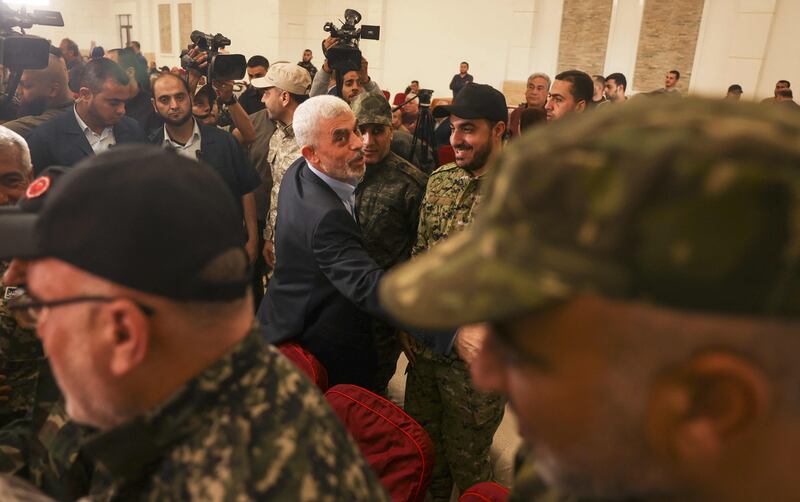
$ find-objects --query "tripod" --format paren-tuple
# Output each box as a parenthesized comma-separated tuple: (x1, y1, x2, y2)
(393, 92, 438, 172)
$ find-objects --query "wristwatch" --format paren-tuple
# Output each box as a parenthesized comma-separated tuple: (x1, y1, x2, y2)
(222, 95, 237, 106)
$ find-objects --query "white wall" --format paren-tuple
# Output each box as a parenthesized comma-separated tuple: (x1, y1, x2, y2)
(15, 0, 800, 99)
(603, 0, 644, 89)
(22, 0, 117, 55)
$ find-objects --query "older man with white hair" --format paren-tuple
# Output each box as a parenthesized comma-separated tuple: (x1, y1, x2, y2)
(257, 95, 389, 389)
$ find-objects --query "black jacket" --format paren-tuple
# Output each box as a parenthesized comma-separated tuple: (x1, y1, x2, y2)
(27, 109, 147, 174)
(148, 123, 261, 213)
(257, 159, 385, 388)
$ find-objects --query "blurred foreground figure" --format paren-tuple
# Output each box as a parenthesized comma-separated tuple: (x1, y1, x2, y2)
(0, 146, 387, 500)
(381, 98, 800, 502)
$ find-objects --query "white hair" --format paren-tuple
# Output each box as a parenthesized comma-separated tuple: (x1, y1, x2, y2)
(0, 126, 32, 177)
(293, 95, 353, 149)
(528, 72, 551, 89)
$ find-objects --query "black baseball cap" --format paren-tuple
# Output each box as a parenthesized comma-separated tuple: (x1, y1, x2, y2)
(0, 146, 250, 302)
(433, 83, 508, 124)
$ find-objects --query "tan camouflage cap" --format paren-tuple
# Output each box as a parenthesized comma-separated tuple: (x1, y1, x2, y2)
(350, 91, 392, 127)
(380, 97, 800, 329)
(251, 61, 311, 95)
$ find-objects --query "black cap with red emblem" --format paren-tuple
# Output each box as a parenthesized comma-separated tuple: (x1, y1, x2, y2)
(0, 145, 250, 302)
(0, 166, 68, 258)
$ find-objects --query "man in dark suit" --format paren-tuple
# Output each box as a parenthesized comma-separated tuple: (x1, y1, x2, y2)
(149, 72, 261, 265)
(257, 95, 386, 389)
(26, 58, 147, 175)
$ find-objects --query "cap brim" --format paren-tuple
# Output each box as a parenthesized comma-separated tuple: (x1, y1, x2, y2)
(250, 76, 276, 89)
(379, 221, 576, 330)
(0, 210, 40, 259)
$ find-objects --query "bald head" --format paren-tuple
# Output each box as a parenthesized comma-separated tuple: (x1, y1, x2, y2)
(18, 54, 71, 115)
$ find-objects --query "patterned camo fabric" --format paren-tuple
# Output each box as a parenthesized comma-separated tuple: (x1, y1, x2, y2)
(0, 261, 45, 427)
(380, 97, 800, 329)
(1, 329, 389, 502)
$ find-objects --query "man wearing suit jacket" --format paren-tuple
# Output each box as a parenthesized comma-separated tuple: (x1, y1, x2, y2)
(26, 58, 147, 175)
(257, 95, 386, 389)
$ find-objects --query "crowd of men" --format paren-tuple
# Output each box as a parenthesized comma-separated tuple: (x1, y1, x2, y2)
(0, 31, 798, 502)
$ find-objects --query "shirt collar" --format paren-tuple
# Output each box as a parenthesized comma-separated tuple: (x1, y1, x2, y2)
(74, 105, 112, 136)
(306, 161, 358, 201)
(163, 119, 201, 148)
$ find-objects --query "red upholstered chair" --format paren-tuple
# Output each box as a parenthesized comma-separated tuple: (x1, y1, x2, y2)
(276, 343, 329, 392)
(325, 384, 434, 502)
(437, 145, 456, 166)
(459, 482, 510, 502)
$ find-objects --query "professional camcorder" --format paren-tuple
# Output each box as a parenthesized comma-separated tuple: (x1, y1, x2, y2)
(0, 3, 64, 116)
(181, 30, 246, 81)
(322, 9, 380, 74)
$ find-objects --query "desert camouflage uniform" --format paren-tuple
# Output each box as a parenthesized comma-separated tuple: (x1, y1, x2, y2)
(355, 151, 427, 394)
(265, 122, 302, 251)
(405, 162, 506, 501)
(74, 328, 388, 501)
(0, 261, 45, 427)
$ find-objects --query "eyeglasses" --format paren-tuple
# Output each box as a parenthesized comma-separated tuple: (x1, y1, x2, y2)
(8, 294, 155, 322)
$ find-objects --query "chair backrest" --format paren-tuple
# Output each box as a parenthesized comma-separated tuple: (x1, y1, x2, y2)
(459, 481, 510, 502)
(276, 343, 329, 391)
(325, 384, 434, 502)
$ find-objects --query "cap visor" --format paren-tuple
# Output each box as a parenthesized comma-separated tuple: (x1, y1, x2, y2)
(250, 76, 276, 89)
(432, 104, 485, 120)
(0, 211, 40, 259)
(379, 222, 575, 330)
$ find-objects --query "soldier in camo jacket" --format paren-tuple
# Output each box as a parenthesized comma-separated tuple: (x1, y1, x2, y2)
(382, 97, 800, 501)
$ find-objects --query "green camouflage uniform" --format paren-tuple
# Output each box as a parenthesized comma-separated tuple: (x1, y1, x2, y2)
(0, 261, 46, 428)
(355, 151, 427, 394)
(265, 122, 301, 251)
(405, 162, 506, 501)
(75, 328, 387, 501)
(380, 98, 800, 500)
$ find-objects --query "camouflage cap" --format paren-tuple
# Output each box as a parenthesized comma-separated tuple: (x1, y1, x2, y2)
(380, 97, 800, 329)
(350, 91, 392, 127)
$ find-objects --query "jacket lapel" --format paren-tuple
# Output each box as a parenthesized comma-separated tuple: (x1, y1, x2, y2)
(64, 110, 94, 157)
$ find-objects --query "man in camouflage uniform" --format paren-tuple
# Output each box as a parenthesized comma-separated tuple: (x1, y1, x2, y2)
(403, 84, 508, 501)
(350, 92, 428, 395)
(252, 62, 312, 270)
(0, 146, 388, 500)
(380, 98, 800, 501)
(0, 127, 42, 428)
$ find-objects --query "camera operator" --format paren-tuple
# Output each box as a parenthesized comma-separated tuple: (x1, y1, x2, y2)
(149, 72, 261, 265)
(310, 36, 380, 104)
(185, 47, 257, 146)
(238, 55, 269, 114)
(2, 53, 74, 137)
(26, 58, 148, 174)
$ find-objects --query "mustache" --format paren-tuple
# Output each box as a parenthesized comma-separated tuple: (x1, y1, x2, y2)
(453, 143, 472, 151)
(348, 152, 365, 164)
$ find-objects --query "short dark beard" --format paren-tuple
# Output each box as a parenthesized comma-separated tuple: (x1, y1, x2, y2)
(18, 96, 48, 117)
(456, 140, 493, 173)
(163, 110, 192, 127)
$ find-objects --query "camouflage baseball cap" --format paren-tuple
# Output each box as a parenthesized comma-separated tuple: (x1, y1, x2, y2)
(380, 97, 800, 329)
(351, 91, 392, 127)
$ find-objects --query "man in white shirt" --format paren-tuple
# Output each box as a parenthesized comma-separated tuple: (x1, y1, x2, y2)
(26, 58, 147, 174)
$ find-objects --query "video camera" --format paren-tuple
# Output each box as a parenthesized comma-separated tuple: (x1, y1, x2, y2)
(0, 4, 64, 115)
(181, 30, 246, 81)
(323, 9, 380, 75)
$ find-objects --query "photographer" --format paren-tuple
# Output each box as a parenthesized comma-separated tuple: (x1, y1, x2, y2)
(310, 36, 380, 104)
(238, 55, 269, 114)
(185, 47, 256, 146)
(2, 53, 74, 137)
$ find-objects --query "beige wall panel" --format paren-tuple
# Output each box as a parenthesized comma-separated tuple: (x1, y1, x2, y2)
(634, 0, 704, 92)
(557, 0, 613, 75)
(158, 4, 172, 54)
